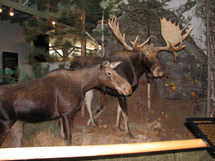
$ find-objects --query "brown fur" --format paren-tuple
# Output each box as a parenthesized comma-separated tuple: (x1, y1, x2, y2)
(0, 61, 132, 145)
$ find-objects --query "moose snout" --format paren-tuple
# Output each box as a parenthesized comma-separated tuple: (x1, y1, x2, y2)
(123, 85, 132, 96)
(152, 67, 164, 77)
(157, 70, 164, 77)
(116, 83, 132, 96)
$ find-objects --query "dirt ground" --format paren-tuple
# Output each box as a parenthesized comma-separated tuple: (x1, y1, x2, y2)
(1, 76, 201, 147)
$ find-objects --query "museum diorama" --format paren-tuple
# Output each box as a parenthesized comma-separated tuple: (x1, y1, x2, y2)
(0, 0, 214, 160)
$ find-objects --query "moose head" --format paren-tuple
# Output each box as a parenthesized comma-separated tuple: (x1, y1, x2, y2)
(98, 61, 132, 96)
(108, 17, 193, 77)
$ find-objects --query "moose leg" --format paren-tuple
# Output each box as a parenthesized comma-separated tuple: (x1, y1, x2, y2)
(59, 109, 79, 140)
(99, 93, 107, 109)
(117, 96, 133, 137)
(0, 121, 13, 146)
(11, 121, 24, 147)
(116, 102, 122, 131)
(61, 97, 85, 145)
(87, 91, 107, 126)
(121, 109, 133, 138)
(59, 118, 65, 139)
(85, 90, 97, 127)
(61, 115, 73, 145)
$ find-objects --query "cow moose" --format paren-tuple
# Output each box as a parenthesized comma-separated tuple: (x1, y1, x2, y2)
(9, 16, 193, 147)
(0, 61, 132, 146)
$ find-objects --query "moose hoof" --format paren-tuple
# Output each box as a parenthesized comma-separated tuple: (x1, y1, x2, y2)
(116, 125, 122, 132)
(127, 132, 134, 139)
(92, 122, 98, 128)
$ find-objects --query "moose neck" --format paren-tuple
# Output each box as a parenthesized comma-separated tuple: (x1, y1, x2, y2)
(129, 51, 146, 79)
(79, 66, 101, 93)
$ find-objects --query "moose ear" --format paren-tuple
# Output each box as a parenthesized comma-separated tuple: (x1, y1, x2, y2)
(109, 61, 122, 69)
(100, 61, 110, 69)
(100, 61, 121, 69)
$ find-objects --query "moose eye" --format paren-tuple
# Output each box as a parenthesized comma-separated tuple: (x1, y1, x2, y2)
(107, 72, 112, 77)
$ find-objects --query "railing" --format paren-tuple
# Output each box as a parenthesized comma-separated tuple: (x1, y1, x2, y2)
(0, 139, 207, 160)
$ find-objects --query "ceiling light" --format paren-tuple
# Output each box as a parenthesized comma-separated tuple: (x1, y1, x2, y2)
(0, 5, 2, 13)
(9, 8, 14, 16)
(51, 20, 56, 26)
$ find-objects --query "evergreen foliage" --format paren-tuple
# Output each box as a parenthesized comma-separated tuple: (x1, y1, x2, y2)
(31, 62, 49, 79)
(23, 0, 110, 62)
(172, 0, 196, 24)
(22, 0, 197, 78)
(115, 0, 195, 42)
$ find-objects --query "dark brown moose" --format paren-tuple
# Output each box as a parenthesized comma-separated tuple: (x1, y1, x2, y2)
(69, 17, 193, 137)
(0, 61, 132, 146)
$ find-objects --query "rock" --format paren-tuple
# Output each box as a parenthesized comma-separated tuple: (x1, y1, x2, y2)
(136, 134, 152, 142)
(147, 120, 161, 131)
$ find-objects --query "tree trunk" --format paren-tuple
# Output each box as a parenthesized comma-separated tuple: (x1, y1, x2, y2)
(81, 0, 86, 57)
(206, 0, 211, 117)
(101, 11, 105, 57)
(81, 0, 86, 117)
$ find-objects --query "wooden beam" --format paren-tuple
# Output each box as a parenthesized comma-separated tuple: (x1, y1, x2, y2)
(0, 0, 61, 19)
(0, 139, 207, 160)
(18, 0, 22, 5)
(11, 16, 30, 24)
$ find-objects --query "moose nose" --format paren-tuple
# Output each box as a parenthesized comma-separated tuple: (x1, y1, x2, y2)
(153, 67, 164, 77)
(153, 71, 164, 77)
(116, 85, 132, 96)
(158, 71, 164, 77)
(124, 87, 132, 96)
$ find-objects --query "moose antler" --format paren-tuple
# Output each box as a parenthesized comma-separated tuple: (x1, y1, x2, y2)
(156, 17, 193, 61)
(108, 17, 193, 62)
(108, 17, 150, 51)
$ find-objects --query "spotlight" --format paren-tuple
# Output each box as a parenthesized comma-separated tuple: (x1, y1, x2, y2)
(51, 20, 56, 26)
(0, 5, 2, 13)
(9, 8, 14, 16)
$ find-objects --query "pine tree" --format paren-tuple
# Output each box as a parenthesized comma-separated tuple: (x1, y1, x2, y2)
(117, 0, 195, 44)
(23, 0, 106, 61)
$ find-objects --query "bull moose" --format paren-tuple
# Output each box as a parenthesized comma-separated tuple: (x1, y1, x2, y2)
(0, 61, 132, 146)
(69, 17, 193, 137)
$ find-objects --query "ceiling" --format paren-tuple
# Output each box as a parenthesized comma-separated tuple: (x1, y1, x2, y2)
(0, 0, 60, 25)
(0, 5, 31, 25)
(0, 0, 97, 54)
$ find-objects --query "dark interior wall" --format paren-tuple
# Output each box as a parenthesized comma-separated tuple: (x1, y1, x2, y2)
(0, 20, 30, 70)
